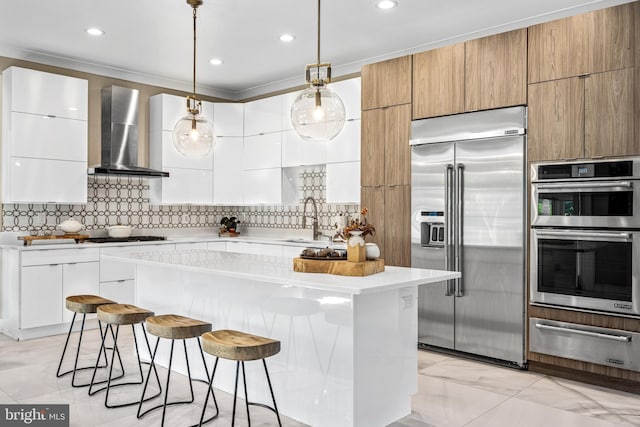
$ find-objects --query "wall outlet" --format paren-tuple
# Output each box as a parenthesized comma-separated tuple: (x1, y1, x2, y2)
(182, 213, 190, 224)
(36, 212, 46, 224)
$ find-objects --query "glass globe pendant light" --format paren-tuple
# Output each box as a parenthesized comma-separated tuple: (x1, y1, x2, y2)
(291, 0, 346, 141)
(172, 0, 215, 157)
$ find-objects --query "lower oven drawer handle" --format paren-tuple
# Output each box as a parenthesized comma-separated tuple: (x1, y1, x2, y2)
(535, 230, 632, 240)
(536, 181, 633, 190)
(535, 323, 632, 342)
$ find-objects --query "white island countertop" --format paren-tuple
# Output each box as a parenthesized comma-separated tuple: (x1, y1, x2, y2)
(103, 248, 460, 295)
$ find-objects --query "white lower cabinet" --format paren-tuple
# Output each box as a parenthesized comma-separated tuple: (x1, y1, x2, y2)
(207, 241, 227, 251)
(100, 280, 135, 305)
(62, 262, 100, 323)
(20, 264, 63, 329)
(225, 241, 283, 256)
(19, 248, 100, 329)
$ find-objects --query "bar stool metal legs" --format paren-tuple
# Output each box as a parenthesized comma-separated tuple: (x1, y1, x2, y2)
(56, 295, 117, 387)
(137, 314, 218, 427)
(88, 304, 162, 409)
(200, 329, 282, 427)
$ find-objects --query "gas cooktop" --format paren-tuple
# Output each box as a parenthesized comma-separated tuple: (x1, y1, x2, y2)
(85, 236, 167, 244)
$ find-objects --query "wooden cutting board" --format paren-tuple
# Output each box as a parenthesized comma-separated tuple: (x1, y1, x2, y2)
(18, 234, 90, 246)
(293, 257, 385, 277)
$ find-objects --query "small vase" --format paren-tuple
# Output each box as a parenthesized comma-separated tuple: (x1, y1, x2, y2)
(365, 243, 380, 260)
(347, 231, 366, 263)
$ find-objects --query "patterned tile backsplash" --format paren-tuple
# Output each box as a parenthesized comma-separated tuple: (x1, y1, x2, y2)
(1, 166, 360, 234)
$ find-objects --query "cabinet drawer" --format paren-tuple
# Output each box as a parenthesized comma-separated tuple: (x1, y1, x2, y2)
(21, 248, 100, 266)
(530, 318, 640, 372)
(100, 280, 135, 305)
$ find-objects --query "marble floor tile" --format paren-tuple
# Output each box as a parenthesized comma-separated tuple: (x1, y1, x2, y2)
(417, 349, 451, 370)
(515, 376, 640, 426)
(408, 375, 510, 426)
(465, 397, 625, 427)
(2, 333, 639, 427)
(418, 356, 543, 397)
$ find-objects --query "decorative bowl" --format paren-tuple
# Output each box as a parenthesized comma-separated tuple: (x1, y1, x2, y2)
(106, 225, 132, 238)
(58, 217, 84, 234)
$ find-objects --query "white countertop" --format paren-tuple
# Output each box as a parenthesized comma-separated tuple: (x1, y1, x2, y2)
(0, 234, 343, 251)
(103, 248, 459, 295)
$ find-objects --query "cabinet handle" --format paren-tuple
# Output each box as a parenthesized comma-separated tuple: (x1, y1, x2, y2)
(535, 323, 631, 342)
(45, 114, 57, 119)
(49, 264, 59, 267)
(117, 280, 126, 283)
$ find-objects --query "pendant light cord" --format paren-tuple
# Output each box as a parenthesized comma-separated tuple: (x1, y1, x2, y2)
(317, 0, 321, 67)
(192, 6, 197, 97)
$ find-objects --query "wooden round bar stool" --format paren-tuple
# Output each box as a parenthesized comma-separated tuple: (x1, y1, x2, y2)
(199, 329, 282, 427)
(88, 303, 162, 409)
(137, 314, 219, 427)
(56, 295, 117, 387)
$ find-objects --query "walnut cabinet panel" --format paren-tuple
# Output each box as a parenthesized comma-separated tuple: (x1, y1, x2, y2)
(361, 56, 412, 110)
(361, 104, 411, 187)
(465, 29, 527, 112)
(528, 77, 585, 162)
(412, 29, 527, 120)
(412, 44, 465, 119)
(528, 2, 640, 83)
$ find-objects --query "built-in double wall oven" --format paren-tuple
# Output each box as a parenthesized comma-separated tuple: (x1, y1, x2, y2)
(531, 158, 640, 316)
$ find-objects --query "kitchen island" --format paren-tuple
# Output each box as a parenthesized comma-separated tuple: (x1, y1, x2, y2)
(104, 248, 459, 427)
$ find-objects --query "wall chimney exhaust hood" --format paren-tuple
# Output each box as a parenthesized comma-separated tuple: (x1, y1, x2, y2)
(88, 85, 169, 177)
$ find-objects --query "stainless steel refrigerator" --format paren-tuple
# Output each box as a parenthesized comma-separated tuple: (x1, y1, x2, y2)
(410, 106, 526, 367)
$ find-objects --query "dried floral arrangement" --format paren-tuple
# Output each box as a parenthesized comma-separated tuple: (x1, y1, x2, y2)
(335, 208, 375, 240)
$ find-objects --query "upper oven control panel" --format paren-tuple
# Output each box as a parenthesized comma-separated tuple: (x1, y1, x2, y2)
(532, 158, 640, 181)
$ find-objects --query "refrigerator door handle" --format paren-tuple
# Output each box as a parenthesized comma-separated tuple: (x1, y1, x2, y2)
(455, 163, 464, 297)
(445, 164, 455, 296)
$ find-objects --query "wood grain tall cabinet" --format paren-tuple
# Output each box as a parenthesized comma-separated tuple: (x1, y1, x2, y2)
(361, 56, 412, 267)
(528, 1, 640, 162)
(526, 1, 640, 388)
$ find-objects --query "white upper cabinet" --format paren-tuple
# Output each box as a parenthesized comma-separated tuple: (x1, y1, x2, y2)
(326, 161, 360, 204)
(280, 90, 300, 131)
(213, 137, 244, 205)
(150, 167, 213, 205)
(243, 133, 282, 170)
(326, 119, 361, 163)
(242, 168, 282, 205)
(1, 67, 88, 204)
(331, 77, 361, 120)
(7, 66, 88, 120)
(149, 93, 215, 204)
(213, 103, 244, 137)
(281, 130, 327, 167)
(151, 93, 214, 132)
(244, 96, 282, 136)
(10, 112, 87, 161)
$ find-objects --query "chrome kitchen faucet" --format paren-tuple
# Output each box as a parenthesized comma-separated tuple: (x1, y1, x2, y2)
(302, 196, 321, 241)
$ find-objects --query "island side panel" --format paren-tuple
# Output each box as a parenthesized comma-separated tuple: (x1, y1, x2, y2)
(134, 263, 357, 427)
(353, 285, 418, 426)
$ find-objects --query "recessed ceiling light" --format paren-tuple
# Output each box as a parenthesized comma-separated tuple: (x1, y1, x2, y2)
(376, 0, 398, 9)
(85, 27, 105, 36)
(209, 58, 223, 66)
(280, 34, 295, 42)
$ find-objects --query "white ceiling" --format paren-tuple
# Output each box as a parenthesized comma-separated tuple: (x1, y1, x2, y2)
(0, 0, 634, 100)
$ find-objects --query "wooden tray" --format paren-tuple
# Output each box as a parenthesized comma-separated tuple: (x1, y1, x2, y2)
(293, 257, 385, 277)
(18, 234, 90, 246)
(218, 231, 240, 237)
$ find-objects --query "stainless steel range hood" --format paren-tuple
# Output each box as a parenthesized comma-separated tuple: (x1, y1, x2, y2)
(88, 85, 169, 177)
